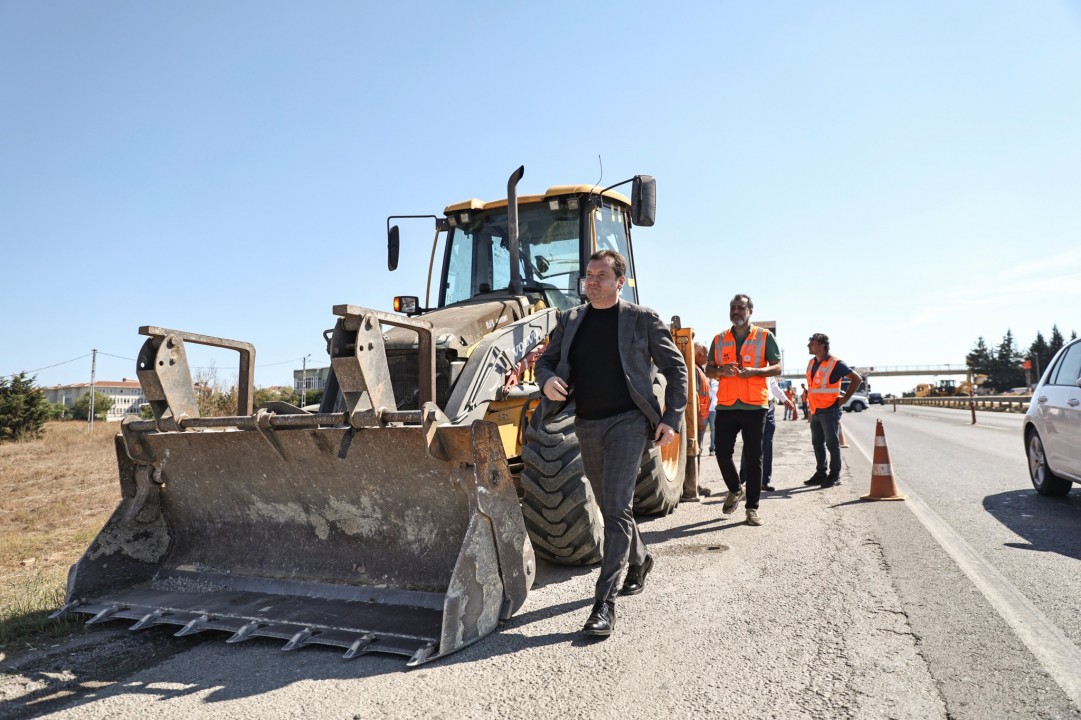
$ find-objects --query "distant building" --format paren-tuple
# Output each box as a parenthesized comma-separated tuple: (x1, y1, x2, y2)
(45, 379, 146, 421)
(294, 366, 330, 394)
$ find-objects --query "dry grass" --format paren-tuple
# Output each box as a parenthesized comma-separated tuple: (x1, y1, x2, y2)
(0, 421, 120, 650)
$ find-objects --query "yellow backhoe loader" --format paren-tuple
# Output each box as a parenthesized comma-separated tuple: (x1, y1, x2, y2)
(54, 167, 699, 666)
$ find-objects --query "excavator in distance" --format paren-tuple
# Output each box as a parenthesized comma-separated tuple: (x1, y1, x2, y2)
(54, 167, 701, 666)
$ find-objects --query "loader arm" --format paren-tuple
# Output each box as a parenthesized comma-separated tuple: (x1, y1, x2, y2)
(443, 307, 557, 425)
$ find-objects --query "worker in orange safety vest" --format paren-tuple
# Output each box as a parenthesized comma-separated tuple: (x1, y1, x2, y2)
(705, 294, 782, 527)
(803, 332, 862, 488)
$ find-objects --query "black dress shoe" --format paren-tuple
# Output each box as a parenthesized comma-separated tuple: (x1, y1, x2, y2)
(582, 600, 616, 636)
(762, 484, 776, 492)
(619, 554, 654, 596)
(820, 478, 841, 488)
(804, 473, 826, 486)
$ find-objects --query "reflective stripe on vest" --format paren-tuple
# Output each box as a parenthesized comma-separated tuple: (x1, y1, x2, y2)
(713, 325, 769, 407)
(806, 356, 841, 414)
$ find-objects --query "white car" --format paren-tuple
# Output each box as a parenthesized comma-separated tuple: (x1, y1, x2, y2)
(842, 393, 869, 412)
(1023, 337, 1081, 495)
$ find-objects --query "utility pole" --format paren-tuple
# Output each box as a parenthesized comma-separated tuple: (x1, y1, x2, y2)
(968, 370, 977, 425)
(300, 354, 310, 407)
(88, 349, 97, 434)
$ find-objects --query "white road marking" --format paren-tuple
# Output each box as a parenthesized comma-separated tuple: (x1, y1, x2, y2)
(849, 430, 1081, 708)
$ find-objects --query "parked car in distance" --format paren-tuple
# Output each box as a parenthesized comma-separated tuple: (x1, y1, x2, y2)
(842, 393, 869, 412)
(1023, 337, 1081, 496)
(868, 392, 884, 405)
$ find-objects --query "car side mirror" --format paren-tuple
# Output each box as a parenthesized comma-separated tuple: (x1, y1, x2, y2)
(631, 175, 656, 227)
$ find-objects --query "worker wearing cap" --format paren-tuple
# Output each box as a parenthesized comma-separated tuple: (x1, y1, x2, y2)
(804, 332, 862, 488)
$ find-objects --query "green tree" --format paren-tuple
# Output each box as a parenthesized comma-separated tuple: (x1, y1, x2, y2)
(251, 386, 323, 409)
(989, 330, 1025, 392)
(966, 337, 993, 378)
(1028, 331, 1051, 383)
(0, 372, 50, 441)
(47, 402, 68, 420)
(301, 388, 323, 407)
(71, 391, 114, 421)
(1049, 325, 1066, 358)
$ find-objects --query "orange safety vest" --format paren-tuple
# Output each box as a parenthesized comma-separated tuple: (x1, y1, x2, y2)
(806, 356, 841, 414)
(712, 325, 769, 407)
(695, 366, 710, 421)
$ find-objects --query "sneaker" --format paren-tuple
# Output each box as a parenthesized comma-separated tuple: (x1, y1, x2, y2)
(722, 487, 744, 514)
(746, 508, 763, 526)
(804, 473, 826, 486)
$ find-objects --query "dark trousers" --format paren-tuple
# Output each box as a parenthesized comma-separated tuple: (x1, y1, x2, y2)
(810, 407, 842, 479)
(575, 409, 650, 605)
(740, 403, 776, 486)
(714, 408, 767, 510)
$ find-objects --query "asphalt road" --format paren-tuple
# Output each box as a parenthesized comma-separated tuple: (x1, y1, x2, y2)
(4, 406, 1081, 719)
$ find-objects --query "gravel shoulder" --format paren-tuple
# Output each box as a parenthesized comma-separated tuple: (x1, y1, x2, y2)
(2, 419, 950, 719)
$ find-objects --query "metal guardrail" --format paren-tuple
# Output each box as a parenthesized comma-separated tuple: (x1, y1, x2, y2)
(889, 395, 1032, 413)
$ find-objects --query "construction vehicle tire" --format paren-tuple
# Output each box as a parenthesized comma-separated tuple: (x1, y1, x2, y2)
(633, 443, 686, 515)
(520, 400, 604, 566)
(633, 376, 688, 515)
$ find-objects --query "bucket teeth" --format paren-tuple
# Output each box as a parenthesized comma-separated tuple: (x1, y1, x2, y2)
(48, 601, 80, 620)
(342, 634, 376, 660)
(406, 642, 438, 667)
(130, 609, 167, 630)
(282, 628, 315, 651)
(87, 605, 126, 625)
(174, 614, 211, 637)
(226, 621, 265, 644)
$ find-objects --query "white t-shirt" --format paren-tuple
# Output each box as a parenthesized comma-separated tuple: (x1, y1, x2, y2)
(708, 378, 719, 412)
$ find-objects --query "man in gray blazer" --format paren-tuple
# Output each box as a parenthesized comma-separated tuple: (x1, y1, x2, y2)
(535, 249, 687, 637)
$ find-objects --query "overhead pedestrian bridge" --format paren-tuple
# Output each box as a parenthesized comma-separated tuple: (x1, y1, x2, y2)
(781, 364, 970, 381)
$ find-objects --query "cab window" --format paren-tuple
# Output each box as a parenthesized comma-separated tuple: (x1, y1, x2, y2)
(592, 202, 637, 304)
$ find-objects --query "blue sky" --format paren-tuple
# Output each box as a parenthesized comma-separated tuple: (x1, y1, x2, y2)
(2, 1, 1079, 397)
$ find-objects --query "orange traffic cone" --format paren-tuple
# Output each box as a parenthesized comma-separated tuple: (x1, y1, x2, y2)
(861, 420, 906, 501)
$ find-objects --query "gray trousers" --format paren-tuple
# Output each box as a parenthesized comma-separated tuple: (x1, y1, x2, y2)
(575, 409, 651, 605)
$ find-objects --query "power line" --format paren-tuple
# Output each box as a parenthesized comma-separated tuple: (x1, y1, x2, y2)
(4, 351, 321, 382)
(259, 357, 318, 368)
(1, 353, 92, 379)
(96, 351, 137, 362)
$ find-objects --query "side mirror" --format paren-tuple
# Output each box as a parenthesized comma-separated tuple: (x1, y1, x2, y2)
(388, 226, 400, 271)
(631, 175, 656, 227)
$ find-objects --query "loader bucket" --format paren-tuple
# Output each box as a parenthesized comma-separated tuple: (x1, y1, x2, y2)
(56, 417, 534, 667)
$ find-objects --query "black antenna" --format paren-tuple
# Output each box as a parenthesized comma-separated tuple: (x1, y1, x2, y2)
(590, 154, 604, 195)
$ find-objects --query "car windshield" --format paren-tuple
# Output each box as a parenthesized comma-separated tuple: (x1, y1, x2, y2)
(441, 199, 634, 310)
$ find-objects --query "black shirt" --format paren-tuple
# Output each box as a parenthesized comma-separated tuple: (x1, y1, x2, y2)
(568, 305, 637, 420)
